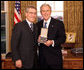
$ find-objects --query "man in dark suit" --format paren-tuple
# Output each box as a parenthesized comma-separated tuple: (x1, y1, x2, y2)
(37, 4, 66, 69)
(11, 6, 38, 69)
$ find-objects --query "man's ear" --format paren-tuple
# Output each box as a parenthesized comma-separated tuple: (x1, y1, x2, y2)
(25, 13, 27, 17)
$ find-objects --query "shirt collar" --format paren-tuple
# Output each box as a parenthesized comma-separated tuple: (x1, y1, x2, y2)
(43, 17, 51, 28)
(26, 18, 33, 26)
(44, 17, 51, 24)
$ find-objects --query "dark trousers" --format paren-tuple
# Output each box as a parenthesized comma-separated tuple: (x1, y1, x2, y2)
(16, 55, 39, 69)
(39, 53, 63, 69)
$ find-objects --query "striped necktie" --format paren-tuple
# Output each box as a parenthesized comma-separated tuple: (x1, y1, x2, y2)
(44, 22, 47, 28)
(30, 23, 33, 31)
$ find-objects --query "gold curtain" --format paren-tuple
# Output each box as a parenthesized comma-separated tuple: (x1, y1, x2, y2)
(64, 1, 83, 48)
(8, 1, 37, 52)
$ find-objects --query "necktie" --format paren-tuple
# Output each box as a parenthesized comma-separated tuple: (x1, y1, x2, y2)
(30, 23, 33, 31)
(44, 22, 47, 28)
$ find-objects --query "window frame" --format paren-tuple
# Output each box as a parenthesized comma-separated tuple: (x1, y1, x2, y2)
(1, 1, 9, 57)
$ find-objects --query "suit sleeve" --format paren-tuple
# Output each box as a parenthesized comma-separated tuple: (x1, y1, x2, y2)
(34, 24, 38, 46)
(54, 21, 66, 47)
(11, 24, 21, 61)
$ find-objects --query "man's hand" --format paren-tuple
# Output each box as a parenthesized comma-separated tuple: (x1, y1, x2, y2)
(15, 59, 22, 68)
(44, 40, 53, 47)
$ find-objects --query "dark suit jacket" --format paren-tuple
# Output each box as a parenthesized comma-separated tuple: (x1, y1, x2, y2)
(37, 17, 66, 66)
(11, 20, 38, 68)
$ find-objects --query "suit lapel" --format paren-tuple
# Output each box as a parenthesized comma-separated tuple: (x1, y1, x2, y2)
(31, 23, 36, 33)
(47, 18, 54, 37)
(41, 20, 44, 28)
(23, 20, 33, 34)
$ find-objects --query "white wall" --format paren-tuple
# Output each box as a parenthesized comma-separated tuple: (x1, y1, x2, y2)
(37, 1, 64, 18)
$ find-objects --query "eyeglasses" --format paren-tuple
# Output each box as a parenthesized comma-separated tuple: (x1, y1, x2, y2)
(28, 12, 37, 15)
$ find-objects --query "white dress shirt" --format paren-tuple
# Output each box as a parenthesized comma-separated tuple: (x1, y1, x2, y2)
(43, 17, 51, 28)
(43, 17, 54, 47)
(26, 18, 33, 28)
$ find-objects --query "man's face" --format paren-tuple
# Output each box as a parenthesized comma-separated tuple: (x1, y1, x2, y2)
(41, 6, 51, 21)
(26, 8, 37, 23)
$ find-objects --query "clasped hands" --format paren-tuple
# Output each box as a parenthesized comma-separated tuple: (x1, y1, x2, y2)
(38, 35, 53, 47)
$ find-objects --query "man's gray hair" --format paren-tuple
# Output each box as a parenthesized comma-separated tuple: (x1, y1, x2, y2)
(40, 3, 52, 11)
(25, 5, 37, 13)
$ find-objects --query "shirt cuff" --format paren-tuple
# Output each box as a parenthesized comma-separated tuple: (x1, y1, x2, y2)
(52, 40, 54, 47)
(38, 43, 40, 46)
